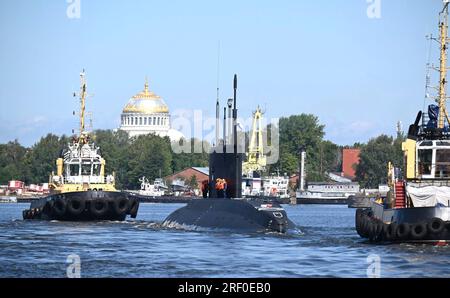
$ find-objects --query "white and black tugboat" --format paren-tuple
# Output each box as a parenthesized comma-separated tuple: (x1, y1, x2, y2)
(22, 70, 139, 221)
(356, 2, 450, 244)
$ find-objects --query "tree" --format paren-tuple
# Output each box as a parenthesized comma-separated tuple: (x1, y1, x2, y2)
(355, 134, 404, 188)
(124, 134, 173, 189)
(171, 138, 210, 173)
(265, 114, 338, 181)
(93, 129, 130, 189)
(188, 174, 198, 190)
(24, 134, 70, 184)
(0, 140, 28, 184)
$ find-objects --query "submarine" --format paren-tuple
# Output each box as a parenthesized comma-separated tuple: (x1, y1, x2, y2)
(163, 75, 295, 233)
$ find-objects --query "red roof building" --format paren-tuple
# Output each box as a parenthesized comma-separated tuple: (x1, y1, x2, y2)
(164, 167, 209, 190)
(342, 148, 361, 180)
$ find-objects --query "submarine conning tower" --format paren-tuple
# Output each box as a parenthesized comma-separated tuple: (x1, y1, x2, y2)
(209, 74, 244, 199)
(162, 74, 294, 233)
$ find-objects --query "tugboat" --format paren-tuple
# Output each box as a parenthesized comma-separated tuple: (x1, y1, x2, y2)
(163, 75, 295, 233)
(22, 70, 139, 221)
(355, 2, 450, 244)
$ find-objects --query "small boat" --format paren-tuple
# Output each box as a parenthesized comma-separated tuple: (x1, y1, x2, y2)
(242, 175, 291, 204)
(137, 176, 166, 197)
(0, 196, 17, 203)
(296, 182, 360, 204)
(22, 70, 139, 221)
(126, 177, 198, 203)
(355, 2, 450, 244)
(295, 149, 359, 204)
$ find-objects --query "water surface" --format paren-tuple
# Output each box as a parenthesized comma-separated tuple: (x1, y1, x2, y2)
(0, 203, 449, 277)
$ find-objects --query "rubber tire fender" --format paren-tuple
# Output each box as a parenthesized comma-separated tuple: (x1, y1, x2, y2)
(90, 198, 109, 218)
(355, 209, 364, 236)
(52, 197, 67, 217)
(386, 223, 398, 241)
(446, 221, 450, 231)
(113, 197, 129, 216)
(369, 220, 383, 242)
(128, 198, 139, 219)
(67, 197, 86, 216)
(43, 200, 54, 215)
(396, 223, 411, 240)
(411, 222, 428, 240)
(427, 217, 445, 234)
(360, 214, 370, 238)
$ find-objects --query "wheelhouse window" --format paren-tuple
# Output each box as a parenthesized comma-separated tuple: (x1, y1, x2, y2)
(92, 164, 101, 176)
(69, 164, 80, 176)
(436, 149, 450, 178)
(81, 164, 91, 176)
(418, 149, 433, 176)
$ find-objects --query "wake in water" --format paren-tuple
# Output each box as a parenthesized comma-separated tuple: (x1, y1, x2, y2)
(130, 218, 305, 237)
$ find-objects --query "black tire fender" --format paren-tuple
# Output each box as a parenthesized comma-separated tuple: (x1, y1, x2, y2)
(43, 200, 54, 215)
(428, 217, 445, 234)
(396, 223, 411, 239)
(67, 197, 86, 216)
(360, 215, 370, 238)
(411, 222, 428, 240)
(355, 209, 363, 235)
(113, 197, 129, 216)
(369, 220, 383, 242)
(53, 197, 67, 217)
(128, 198, 139, 218)
(386, 223, 398, 240)
(90, 199, 109, 217)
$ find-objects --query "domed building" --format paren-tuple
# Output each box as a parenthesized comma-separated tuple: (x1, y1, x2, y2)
(119, 79, 183, 141)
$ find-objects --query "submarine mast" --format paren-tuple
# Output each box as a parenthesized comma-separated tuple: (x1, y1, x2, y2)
(233, 74, 240, 197)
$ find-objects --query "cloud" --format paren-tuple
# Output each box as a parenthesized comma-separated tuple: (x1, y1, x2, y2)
(324, 118, 386, 145)
(0, 115, 75, 146)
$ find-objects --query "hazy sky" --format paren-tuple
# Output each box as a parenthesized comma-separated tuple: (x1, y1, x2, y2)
(0, 0, 444, 146)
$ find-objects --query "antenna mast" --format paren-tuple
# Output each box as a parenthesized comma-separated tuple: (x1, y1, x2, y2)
(74, 69, 88, 143)
(438, 1, 449, 128)
(216, 42, 221, 146)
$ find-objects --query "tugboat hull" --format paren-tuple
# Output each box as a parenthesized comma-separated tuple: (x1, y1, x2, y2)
(355, 204, 450, 244)
(22, 191, 139, 221)
(162, 199, 295, 233)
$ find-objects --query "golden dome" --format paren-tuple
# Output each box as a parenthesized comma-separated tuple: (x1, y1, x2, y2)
(122, 79, 169, 114)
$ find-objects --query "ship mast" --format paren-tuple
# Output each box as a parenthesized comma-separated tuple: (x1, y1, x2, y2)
(77, 69, 88, 143)
(438, 1, 450, 129)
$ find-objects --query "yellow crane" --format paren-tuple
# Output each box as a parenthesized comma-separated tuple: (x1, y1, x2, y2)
(243, 106, 267, 176)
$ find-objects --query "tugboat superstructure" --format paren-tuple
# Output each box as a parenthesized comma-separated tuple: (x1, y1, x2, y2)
(22, 70, 139, 221)
(355, 2, 450, 244)
(50, 71, 116, 193)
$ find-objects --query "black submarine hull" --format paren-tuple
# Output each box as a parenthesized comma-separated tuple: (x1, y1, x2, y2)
(163, 198, 295, 233)
(22, 190, 139, 221)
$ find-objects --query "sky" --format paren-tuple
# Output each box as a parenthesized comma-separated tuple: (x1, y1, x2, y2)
(0, 0, 445, 147)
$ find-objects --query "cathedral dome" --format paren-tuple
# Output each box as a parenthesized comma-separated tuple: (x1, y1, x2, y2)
(119, 78, 183, 141)
(122, 80, 169, 114)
